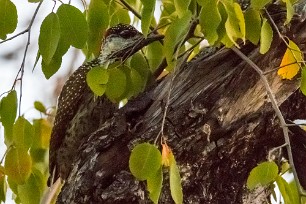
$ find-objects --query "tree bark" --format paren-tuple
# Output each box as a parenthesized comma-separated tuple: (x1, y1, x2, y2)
(56, 11, 306, 204)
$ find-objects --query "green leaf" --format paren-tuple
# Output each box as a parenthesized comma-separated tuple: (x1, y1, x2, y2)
(86, 66, 109, 96)
(251, 0, 271, 9)
(110, 7, 131, 26)
(300, 68, 306, 96)
(160, 1, 175, 17)
(41, 36, 69, 79)
(247, 161, 278, 190)
(174, 0, 191, 18)
(51, 35, 70, 57)
(32, 119, 51, 149)
(87, 0, 109, 57)
(18, 171, 43, 204)
(41, 54, 62, 79)
(6, 176, 18, 195)
(13, 116, 34, 149)
(141, 0, 156, 36)
(215, 2, 231, 46)
(28, 0, 40, 2)
(105, 67, 127, 101)
(0, 168, 6, 203)
(129, 143, 162, 181)
(38, 12, 60, 64)
(303, 197, 306, 204)
(147, 167, 163, 204)
(32, 50, 41, 71)
(260, 18, 273, 54)
(198, 0, 221, 45)
(234, 3, 245, 42)
(145, 41, 163, 72)
(130, 52, 150, 80)
(245, 8, 261, 45)
(275, 176, 299, 204)
(34, 101, 46, 113)
(284, 0, 294, 25)
(120, 66, 134, 99)
(131, 68, 145, 96)
(30, 148, 47, 163)
(0, 0, 17, 40)
(57, 4, 88, 48)
(0, 90, 17, 144)
(169, 152, 183, 204)
(4, 147, 32, 184)
(222, 1, 242, 47)
(0, 90, 17, 128)
(280, 161, 290, 174)
(164, 11, 192, 71)
(288, 180, 301, 204)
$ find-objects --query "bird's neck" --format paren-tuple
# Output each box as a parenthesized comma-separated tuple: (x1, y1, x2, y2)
(97, 35, 142, 66)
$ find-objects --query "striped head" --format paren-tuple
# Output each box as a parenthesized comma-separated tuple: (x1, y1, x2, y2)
(99, 24, 143, 61)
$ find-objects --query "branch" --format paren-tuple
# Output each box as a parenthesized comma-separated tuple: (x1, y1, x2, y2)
(265, 9, 305, 70)
(9, 1, 43, 115)
(231, 46, 306, 196)
(119, 0, 141, 20)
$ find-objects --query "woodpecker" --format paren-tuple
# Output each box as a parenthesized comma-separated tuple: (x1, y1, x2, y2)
(48, 24, 144, 185)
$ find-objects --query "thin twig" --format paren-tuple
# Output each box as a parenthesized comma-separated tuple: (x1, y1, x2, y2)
(178, 38, 204, 59)
(153, 22, 201, 79)
(263, 60, 305, 75)
(0, 30, 28, 45)
(119, 0, 141, 20)
(119, 0, 163, 35)
(52, 0, 56, 12)
(159, 78, 174, 137)
(0, 90, 11, 98)
(12, 0, 43, 116)
(268, 143, 288, 161)
(264, 9, 284, 41)
(0, 146, 11, 164)
(265, 10, 305, 69)
(157, 27, 193, 143)
(231, 46, 306, 195)
(263, 9, 306, 194)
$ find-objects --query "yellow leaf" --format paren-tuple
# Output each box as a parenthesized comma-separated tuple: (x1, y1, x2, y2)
(234, 3, 245, 43)
(278, 40, 303, 80)
(161, 143, 171, 167)
(4, 147, 32, 184)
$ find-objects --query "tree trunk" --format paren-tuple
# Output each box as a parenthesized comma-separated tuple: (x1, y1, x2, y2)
(56, 12, 306, 204)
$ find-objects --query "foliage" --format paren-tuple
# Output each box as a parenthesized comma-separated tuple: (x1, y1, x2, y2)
(247, 161, 302, 204)
(0, 0, 305, 203)
(129, 142, 182, 204)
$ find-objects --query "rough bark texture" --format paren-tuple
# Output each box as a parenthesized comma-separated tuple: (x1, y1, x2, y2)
(56, 9, 306, 204)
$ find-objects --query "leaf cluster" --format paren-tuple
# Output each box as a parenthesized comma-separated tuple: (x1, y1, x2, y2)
(247, 161, 306, 204)
(0, 91, 52, 203)
(129, 143, 183, 204)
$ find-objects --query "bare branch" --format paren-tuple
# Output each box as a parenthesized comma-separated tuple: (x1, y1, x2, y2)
(119, 0, 142, 20)
(231, 46, 306, 196)
(10, 1, 43, 116)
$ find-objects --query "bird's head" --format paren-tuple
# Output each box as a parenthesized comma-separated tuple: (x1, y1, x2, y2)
(99, 24, 144, 62)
